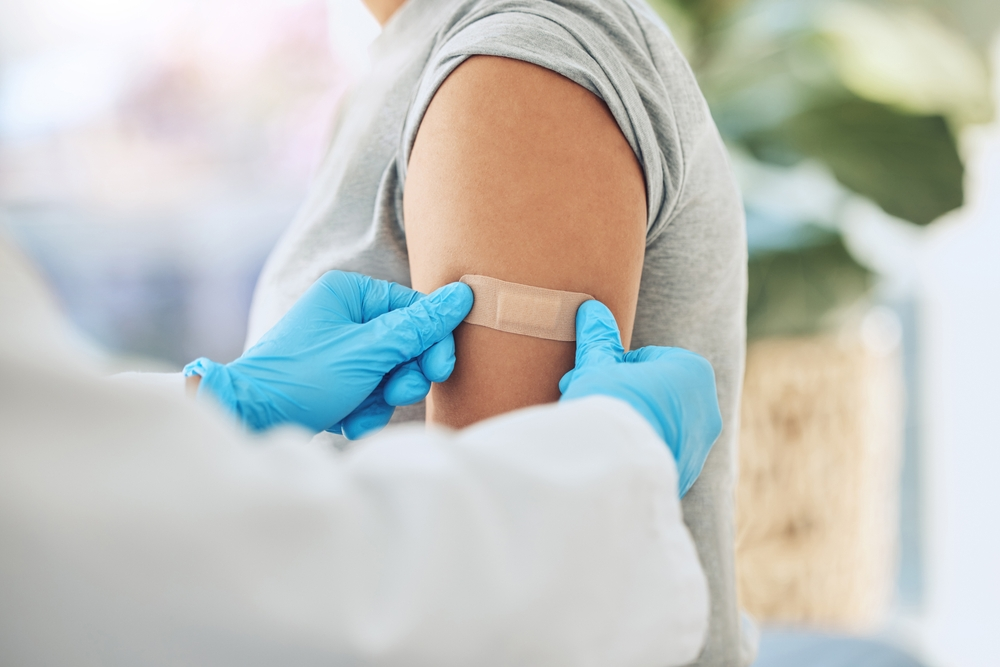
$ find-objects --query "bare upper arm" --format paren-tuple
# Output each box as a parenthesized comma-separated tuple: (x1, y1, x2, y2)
(404, 55, 647, 428)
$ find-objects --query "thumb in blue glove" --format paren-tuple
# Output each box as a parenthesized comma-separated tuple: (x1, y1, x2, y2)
(559, 300, 723, 496)
(184, 272, 473, 438)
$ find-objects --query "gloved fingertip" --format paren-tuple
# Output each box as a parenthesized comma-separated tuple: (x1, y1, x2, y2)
(679, 448, 709, 497)
(428, 281, 474, 318)
(574, 299, 624, 367)
(577, 299, 618, 333)
(678, 422, 717, 498)
(383, 370, 431, 406)
(558, 369, 575, 394)
(419, 336, 456, 383)
(623, 346, 668, 364)
(577, 299, 607, 316)
(343, 420, 378, 441)
(343, 409, 394, 440)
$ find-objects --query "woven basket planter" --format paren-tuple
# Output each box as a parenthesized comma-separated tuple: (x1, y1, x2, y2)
(736, 332, 904, 629)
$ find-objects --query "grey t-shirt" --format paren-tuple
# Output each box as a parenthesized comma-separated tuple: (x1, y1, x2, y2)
(246, 0, 750, 663)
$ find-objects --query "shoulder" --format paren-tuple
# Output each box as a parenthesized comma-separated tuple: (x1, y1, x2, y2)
(432, 0, 681, 69)
(403, 0, 728, 239)
(421, 54, 615, 139)
(407, 54, 645, 221)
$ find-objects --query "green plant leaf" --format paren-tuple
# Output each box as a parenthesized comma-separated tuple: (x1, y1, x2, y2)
(672, 0, 746, 30)
(747, 233, 873, 339)
(745, 98, 964, 225)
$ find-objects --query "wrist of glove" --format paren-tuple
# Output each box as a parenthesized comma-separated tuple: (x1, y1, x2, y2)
(559, 301, 723, 497)
(184, 271, 473, 439)
(183, 358, 290, 431)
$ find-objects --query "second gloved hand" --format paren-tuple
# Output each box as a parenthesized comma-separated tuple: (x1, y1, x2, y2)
(184, 272, 473, 438)
(559, 301, 723, 496)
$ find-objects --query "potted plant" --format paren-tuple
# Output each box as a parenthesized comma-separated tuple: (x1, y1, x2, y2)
(648, 0, 994, 628)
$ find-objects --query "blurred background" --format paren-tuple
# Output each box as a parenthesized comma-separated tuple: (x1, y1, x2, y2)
(0, 0, 997, 665)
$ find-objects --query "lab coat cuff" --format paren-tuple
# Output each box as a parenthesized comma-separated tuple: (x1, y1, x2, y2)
(108, 371, 187, 396)
(558, 394, 663, 441)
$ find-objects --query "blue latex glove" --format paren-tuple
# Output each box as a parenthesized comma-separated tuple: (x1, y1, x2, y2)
(184, 271, 473, 439)
(559, 300, 723, 496)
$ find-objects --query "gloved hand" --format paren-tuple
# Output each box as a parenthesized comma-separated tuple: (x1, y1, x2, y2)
(559, 300, 723, 496)
(184, 271, 473, 439)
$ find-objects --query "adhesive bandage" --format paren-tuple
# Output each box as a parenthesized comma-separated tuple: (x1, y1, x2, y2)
(459, 275, 594, 342)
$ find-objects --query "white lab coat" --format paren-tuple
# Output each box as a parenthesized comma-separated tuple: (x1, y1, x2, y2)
(0, 239, 709, 666)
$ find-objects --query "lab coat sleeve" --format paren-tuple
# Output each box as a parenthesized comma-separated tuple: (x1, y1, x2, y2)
(110, 370, 186, 395)
(0, 353, 708, 667)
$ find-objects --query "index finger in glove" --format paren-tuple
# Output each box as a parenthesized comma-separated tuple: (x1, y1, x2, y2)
(366, 282, 474, 365)
(574, 300, 625, 369)
(373, 282, 458, 383)
(346, 273, 424, 322)
(316, 272, 428, 324)
(623, 346, 673, 364)
(364, 279, 424, 321)
(358, 278, 458, 381)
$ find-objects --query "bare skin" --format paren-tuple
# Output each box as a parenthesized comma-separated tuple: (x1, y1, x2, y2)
(362, 0, 408, 24)
(404, 56, 647, 428)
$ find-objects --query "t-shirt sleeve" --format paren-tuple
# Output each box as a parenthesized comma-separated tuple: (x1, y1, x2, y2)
(397, 7, 681, 242)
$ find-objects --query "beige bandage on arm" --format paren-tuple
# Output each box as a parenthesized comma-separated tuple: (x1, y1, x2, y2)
(459, 275, 594, 342)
